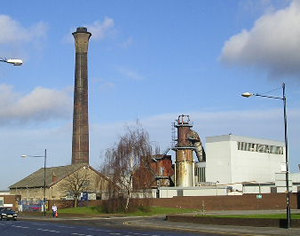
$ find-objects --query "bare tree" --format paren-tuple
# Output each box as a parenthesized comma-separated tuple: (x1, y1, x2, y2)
(102, 124, 156, 212)
(60, 166, 92, 207)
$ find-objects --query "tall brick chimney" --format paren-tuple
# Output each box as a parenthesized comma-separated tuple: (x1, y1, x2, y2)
(72, 27, 91, 164)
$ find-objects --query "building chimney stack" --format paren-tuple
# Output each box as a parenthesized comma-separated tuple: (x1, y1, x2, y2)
(72, 27, 91, 164)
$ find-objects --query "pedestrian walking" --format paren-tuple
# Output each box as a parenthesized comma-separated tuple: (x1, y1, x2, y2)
(52, 204, 57, 218)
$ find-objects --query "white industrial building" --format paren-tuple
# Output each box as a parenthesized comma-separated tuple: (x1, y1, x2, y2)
(157, 134, 295, 198)
(205, 134, 285, 184)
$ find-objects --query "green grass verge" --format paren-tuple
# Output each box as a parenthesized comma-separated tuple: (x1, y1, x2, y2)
(197, 214, 300, 220)
(58, 206, 198, 216)
(58, 206, 104, 215)
(126, 206, 198, 216)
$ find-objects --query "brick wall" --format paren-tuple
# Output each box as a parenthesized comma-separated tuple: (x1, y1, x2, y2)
(150, 193, 298, 210)
(46, 193, 298, 211)
(48, 199, 103, 210)
(0, 195, 21, 211)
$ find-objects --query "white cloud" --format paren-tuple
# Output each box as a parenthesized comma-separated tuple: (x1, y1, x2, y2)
(238, 0, 289, 17)
(0, 84, 72, 125)
(220, 0, 300, 78)
(64, 17, 115, 43)
(0, 15, 47, 44)
(117, 66, 145, 81)
(99, 82, 115, 91)
(119, 37, 133, 49)
(87, 17, 115, 40)
(91, 77, 116, 92)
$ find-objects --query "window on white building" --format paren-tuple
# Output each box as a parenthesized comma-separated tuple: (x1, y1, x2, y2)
(237, 141, 283, 155)
(195, 166, 206, 182)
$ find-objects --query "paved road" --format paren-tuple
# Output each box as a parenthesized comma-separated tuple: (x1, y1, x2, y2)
(10, 212, 300, 236)
(54, 214, 300, 236)
(0, 219, 220, 236)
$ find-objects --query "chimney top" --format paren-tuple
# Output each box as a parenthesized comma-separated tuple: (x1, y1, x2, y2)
(76, 27, 88, 33)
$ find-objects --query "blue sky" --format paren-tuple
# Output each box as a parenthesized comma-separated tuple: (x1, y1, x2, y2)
(1, 0, 300, 190)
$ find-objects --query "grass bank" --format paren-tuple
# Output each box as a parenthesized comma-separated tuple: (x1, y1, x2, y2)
(58, 206, 198, 216)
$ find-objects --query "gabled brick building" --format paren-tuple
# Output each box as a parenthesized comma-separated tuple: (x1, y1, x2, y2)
(9, 163, 109, 201)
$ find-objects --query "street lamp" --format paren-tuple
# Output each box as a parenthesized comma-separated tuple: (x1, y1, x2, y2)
(21, 149, 47, 216)
(242, 82, 291, 228)
(0, 58, 23, 66)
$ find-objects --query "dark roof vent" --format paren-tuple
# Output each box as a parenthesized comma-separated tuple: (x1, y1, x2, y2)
(76, 27, 87, 33)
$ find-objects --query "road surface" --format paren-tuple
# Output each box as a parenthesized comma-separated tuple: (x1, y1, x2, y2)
(0, 219, 221, 236)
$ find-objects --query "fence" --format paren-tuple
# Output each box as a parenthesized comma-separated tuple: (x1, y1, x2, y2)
(19, 199, 45, 212)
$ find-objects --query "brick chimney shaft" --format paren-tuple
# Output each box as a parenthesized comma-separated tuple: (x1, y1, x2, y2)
(71, 27, 91, 164)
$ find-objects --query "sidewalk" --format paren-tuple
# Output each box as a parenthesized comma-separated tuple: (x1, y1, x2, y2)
(126, 217, 300, 236)
(126, 210, 300, 236)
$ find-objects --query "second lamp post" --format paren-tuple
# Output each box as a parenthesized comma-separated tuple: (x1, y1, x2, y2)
(21, 149, 47, 216)
(242, 83, 290, 228)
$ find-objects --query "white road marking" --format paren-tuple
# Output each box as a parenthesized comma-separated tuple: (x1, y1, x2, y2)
(57, 225, 75, 229)
(13, 225, 29, 229)
(37, 228, 60, 233)
(87, 228, 112, 232)
(31, 222, 48, 226)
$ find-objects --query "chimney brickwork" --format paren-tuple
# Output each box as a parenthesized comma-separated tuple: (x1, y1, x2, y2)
(72, 27, 91, 164)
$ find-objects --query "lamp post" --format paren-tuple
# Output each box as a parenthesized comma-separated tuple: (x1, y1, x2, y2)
(242, 82, 291, 228)
(21, 149, 47, 216)
(0, 58, 23, 66)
